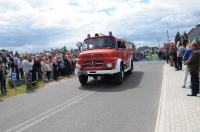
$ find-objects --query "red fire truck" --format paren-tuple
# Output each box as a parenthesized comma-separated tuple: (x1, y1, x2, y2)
(76, 32, 133, 85)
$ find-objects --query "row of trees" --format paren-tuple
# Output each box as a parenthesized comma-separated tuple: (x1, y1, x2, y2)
(175, 32, 189, 47)
(45, 46, 78, 54)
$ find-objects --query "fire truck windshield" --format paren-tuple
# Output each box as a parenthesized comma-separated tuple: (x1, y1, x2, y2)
(83, 37, 115, 50)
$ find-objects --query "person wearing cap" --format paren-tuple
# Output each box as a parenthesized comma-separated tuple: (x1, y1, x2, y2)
(185, 40, 200, 96)
(23, 56, 33, 91)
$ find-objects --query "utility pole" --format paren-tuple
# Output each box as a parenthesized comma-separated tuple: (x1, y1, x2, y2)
(167, 30, 169, 43)
(158, 39, 160, 48)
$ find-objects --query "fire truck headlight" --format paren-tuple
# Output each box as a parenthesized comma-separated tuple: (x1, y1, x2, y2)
(106, 63, 113, 68)
(76, 64, 81, 69)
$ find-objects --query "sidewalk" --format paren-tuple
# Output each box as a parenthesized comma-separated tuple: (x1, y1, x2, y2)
(155, 64, 200, 132)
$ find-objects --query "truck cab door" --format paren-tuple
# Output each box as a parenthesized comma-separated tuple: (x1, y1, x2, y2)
(122, 42, 129, 62)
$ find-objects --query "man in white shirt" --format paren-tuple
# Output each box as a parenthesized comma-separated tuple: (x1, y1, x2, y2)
(177, 44, 185, 70)
(18, 57, 24, 79)
(23, 56, 33, 91)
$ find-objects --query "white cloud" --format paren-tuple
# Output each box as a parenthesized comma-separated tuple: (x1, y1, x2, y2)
(0, 0, 199, 51)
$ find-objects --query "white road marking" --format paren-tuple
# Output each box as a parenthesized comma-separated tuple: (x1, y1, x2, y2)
(5, 90, 98, 132)
(154, 64, 166, 132)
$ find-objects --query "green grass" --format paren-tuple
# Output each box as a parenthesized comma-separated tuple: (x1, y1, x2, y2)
(145, 54, 159, 60)
(0, 81, 45, 100)
(152, 54, 159, 59)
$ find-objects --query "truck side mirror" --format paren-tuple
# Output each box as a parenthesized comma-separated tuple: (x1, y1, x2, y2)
(118, 41, 123, 48)
(122, 42, 126, 49)
(118, 41, 126, 49)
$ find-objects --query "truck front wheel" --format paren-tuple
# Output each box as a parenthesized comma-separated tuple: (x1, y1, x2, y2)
(127, 60, 133, 74)
(78, 75, 88, 85)
(114, 65, 124, 84)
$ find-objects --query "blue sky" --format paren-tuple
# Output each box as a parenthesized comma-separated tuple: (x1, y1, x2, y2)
(0, 0, 199, 52)
(141, 0, 149, 3)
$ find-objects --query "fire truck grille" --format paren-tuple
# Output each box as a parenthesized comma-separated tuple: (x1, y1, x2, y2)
(82, 60, 105, 68)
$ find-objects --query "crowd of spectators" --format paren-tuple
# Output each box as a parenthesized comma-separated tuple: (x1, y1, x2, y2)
(0, 51, 78, 94)
(133, 48, 165, 61)
(164, 40, 200, 96)
(164, 42, 185, 70)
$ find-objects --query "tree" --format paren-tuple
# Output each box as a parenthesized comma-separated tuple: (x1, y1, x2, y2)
(61, 46, 68, 53)
(131, 43, 136, 50)
(137, 46, 150, 51)
(175, 32, 181, 45)
(76, 42, 83, 51)
(15, 51, 19, 57)
(181, 32, 189, 47)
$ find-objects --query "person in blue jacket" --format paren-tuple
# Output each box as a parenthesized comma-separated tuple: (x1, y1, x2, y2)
(182, 44, 192, 88)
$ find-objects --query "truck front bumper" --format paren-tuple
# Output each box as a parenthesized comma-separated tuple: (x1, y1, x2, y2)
(77, 69, 119, 76)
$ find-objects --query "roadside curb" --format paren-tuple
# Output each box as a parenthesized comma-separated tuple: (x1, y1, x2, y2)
(154, 64, 166, 132)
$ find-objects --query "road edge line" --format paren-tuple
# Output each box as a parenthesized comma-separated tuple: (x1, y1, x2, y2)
(154, 64, 166, 132)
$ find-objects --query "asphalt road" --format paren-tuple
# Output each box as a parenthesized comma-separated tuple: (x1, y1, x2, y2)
(0, 61, 164, 132)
